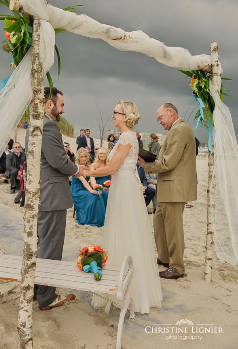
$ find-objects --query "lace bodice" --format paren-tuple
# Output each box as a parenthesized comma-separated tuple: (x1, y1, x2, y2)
(109, 131, 139, 174)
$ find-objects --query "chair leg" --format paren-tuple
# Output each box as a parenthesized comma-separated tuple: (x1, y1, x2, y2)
(129, 299, 135, 320)
(116, 306, 127, 349)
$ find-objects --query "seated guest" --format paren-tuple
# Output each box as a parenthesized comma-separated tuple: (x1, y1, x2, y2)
(64, 142, 75, 162)
(91, 147, 110, 209)
(5, 142, 26, 194)
(0, 145, 10, 174)
(8, 139, 13, 151)
(71, 148, 105, 227)
(136, 162, 155, 207)
(146, 173, 158, 214)
(107, 134, 115, 151)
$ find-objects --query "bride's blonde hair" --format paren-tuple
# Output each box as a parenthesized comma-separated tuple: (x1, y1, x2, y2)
(118, 100, 141, 129)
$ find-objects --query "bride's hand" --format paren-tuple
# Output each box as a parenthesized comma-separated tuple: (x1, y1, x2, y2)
(84, 169, 91, 177)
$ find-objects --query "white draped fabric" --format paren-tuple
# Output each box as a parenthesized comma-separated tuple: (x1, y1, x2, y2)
(210, 81, 238, 265)
(0, 0, 236, 265)
(0, 50, 32, 155)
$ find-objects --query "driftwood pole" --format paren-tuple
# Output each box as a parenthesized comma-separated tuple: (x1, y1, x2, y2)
(16, 18, 45, 348)
(205, 42, 221, 283)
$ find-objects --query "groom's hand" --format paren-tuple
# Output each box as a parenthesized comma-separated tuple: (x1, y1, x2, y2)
(138, 156, 145, 168)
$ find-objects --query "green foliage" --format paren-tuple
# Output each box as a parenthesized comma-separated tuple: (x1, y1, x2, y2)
(46, 71, 53, 95)
(0, 0, 10, 7)
(1, 12, 33, 65)
(17, 107, 30, 126)
(58, 116, 75, 137)
(55, 44, 61, 79)
(63, 5, 83, 13)
(180, 69, 231, 128)
(1, 3, 82, 88)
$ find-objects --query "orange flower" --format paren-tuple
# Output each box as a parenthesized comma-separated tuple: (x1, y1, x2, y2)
(5, 20, 15, 41)
(77, 262, 83, 270)
(80, 247, 88, 254)
(103, 180, 111, 187)
(190, 74, 195, 87)
(5, 31, 10, 40)
(94, 245, 103, 252)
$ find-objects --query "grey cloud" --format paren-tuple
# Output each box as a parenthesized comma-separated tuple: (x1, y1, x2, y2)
(0, 0, 237, 143)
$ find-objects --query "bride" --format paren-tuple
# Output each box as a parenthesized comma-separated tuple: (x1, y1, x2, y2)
(84, 100, 162, 314)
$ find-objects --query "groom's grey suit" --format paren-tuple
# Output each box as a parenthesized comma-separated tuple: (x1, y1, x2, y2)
(36, 115, 78, 308)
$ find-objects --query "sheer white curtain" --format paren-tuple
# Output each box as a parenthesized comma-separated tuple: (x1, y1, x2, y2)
(210, 80, 238, 265)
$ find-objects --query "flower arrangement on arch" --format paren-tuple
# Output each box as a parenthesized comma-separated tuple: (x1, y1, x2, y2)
(77, 245, 108, 281)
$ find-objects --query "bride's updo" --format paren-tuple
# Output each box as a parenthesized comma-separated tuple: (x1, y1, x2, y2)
(118, 100, 141, 129)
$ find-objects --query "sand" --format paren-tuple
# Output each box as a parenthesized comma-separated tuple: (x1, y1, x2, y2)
(0, 159, 238, 349)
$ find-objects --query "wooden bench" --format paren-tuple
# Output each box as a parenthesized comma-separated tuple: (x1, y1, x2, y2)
(0, 254, 134, 349)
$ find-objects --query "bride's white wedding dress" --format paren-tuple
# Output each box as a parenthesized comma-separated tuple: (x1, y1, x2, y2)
(92, 130, 162, 314)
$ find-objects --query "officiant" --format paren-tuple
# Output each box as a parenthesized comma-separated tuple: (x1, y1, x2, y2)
(138, 103, 197, 280)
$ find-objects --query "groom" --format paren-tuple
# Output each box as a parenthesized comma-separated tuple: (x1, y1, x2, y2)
(35, 87, 83, 310)
(138, 103, 197, 279)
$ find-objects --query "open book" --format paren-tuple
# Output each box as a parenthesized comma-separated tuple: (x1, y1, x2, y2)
(138, 148, 156, 162)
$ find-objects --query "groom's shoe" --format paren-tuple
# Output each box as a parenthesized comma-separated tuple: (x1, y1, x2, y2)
(159, 268, 184, 279)
(157, 258, 169, 268)
(39, 294, 76, 311)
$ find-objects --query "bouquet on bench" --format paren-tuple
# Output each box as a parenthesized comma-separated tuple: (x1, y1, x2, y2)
(77, 245, 108, 281)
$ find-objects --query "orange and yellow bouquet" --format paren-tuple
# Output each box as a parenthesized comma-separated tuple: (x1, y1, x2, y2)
(77, 245, 108, 281)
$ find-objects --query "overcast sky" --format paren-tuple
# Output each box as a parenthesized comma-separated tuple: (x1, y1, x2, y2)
(0, 0, 237, 142)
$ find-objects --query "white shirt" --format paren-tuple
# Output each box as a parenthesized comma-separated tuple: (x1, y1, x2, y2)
(86, 136, 91, 149)
(172, 118, 181, 127)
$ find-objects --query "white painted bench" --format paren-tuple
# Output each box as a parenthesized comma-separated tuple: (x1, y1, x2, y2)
(0, 254, 134, 349)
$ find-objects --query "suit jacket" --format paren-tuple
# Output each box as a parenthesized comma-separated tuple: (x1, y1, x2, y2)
(76, 135, 86, 149)
(39, 116, 78, 211)
(5, 151, 26, 177)
(76, 135, 95, 156)
(144, 119, 197, 203)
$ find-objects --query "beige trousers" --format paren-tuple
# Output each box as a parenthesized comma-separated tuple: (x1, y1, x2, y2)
(154, 202, 185, 274)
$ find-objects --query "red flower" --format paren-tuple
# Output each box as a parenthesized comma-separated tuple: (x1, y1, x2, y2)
(77, 262, 83, 270)
(5, 20, 15, 40)
(80, 246, 88, 255)
(5, 31, 10, 40)
(93, 245, 103, 253)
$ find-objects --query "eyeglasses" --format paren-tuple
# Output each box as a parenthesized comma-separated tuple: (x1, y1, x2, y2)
(14, 146, 21, 148)
(113, 111, 126, 116)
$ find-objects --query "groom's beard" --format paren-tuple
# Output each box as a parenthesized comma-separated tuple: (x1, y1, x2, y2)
(51, 105, 61, 122)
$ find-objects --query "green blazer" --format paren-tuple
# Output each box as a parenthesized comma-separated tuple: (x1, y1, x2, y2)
(144, 119, 197, 203)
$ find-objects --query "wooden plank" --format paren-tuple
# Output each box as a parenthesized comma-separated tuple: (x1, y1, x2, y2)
(0, 255, 120, 273)
(34, 276, 118, 294)
(0, 264, 118, 286)
(0, 255, 131, 296)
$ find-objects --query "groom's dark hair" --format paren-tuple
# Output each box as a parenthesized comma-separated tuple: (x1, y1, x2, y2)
(44, 87, 63, 105)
